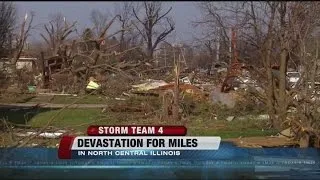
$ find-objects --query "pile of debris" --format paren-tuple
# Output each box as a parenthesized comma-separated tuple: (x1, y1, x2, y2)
(226, 136, 298, 148)
(130, 78, 207, 100)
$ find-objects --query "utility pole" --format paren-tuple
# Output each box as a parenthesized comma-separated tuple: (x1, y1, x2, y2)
(164, 48, 167, 67)
(216, 33, 220, 63)
(181, 46, 188, 69)
(229, 28, 232, 65)
(173, 49, 180, 122)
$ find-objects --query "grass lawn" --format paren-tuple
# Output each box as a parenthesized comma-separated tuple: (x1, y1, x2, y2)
(0, 93, 109, 104)
(25, 108, 276, 139)
(29, 95, 108, 104)
(29, 109, 103, 131)
(0, 93, 276, 147)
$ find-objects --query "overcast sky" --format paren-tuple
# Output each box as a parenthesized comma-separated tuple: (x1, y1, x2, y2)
(14, 1, 201, 43)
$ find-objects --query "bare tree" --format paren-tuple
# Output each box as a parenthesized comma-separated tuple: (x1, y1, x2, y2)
(195, 2, 274, 121)
(194, 2, 251, 65)
(283, 2, 320, 147)
(10, 12, 34, 66)
(0, 2, 16, 56)
(132, 2, 175, 60)
(82, 28, 95, 41)
(114, 2, 135, 51)
(40, 13, 77, 56)
(90, 9, 110, 37)
(196, 1, 320, 147)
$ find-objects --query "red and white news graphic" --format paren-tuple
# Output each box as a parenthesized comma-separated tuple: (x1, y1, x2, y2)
(58, 135, 222, 159)
(58, 136, 76, 159)
(87, 126, 187, 136)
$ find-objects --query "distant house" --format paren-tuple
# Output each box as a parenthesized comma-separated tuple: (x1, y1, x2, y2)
(0, 51, 38, 73)
(0, 39, 38, 73)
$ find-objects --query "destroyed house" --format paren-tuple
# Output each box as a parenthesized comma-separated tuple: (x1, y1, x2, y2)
(44, 56, 64, 74)
(0, 52, 38, 73)
(42, 56, 66, 88)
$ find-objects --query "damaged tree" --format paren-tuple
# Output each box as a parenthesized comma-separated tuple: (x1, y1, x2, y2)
(42, 13, 143, 93)
(40, 13, 77, 56)
(0, 2, 16, 57)
(196, 1, 320, 147)
(114, 2, 135, 52)
(132, 2, 175, 60)
(90, 9, 111, 38)
(284, 2, 320, 147)
(8, 11, 34, 89)
(10, 12, 34, 67)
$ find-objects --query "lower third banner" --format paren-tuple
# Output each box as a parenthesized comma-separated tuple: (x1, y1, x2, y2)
(58, 136, 221, 159)
(72, 150, 209, 159)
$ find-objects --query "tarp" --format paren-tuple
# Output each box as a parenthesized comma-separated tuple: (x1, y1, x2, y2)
(28, 86, 36, 93)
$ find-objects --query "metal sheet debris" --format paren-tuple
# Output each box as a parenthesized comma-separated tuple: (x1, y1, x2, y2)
(132, 79, 168, 91)
(115, 97, 126, 101)
(38, 93, 77, 96)
(180, 77, 191, 84)
(226, 116, 235, 122)
(15, 131, 65, 139)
